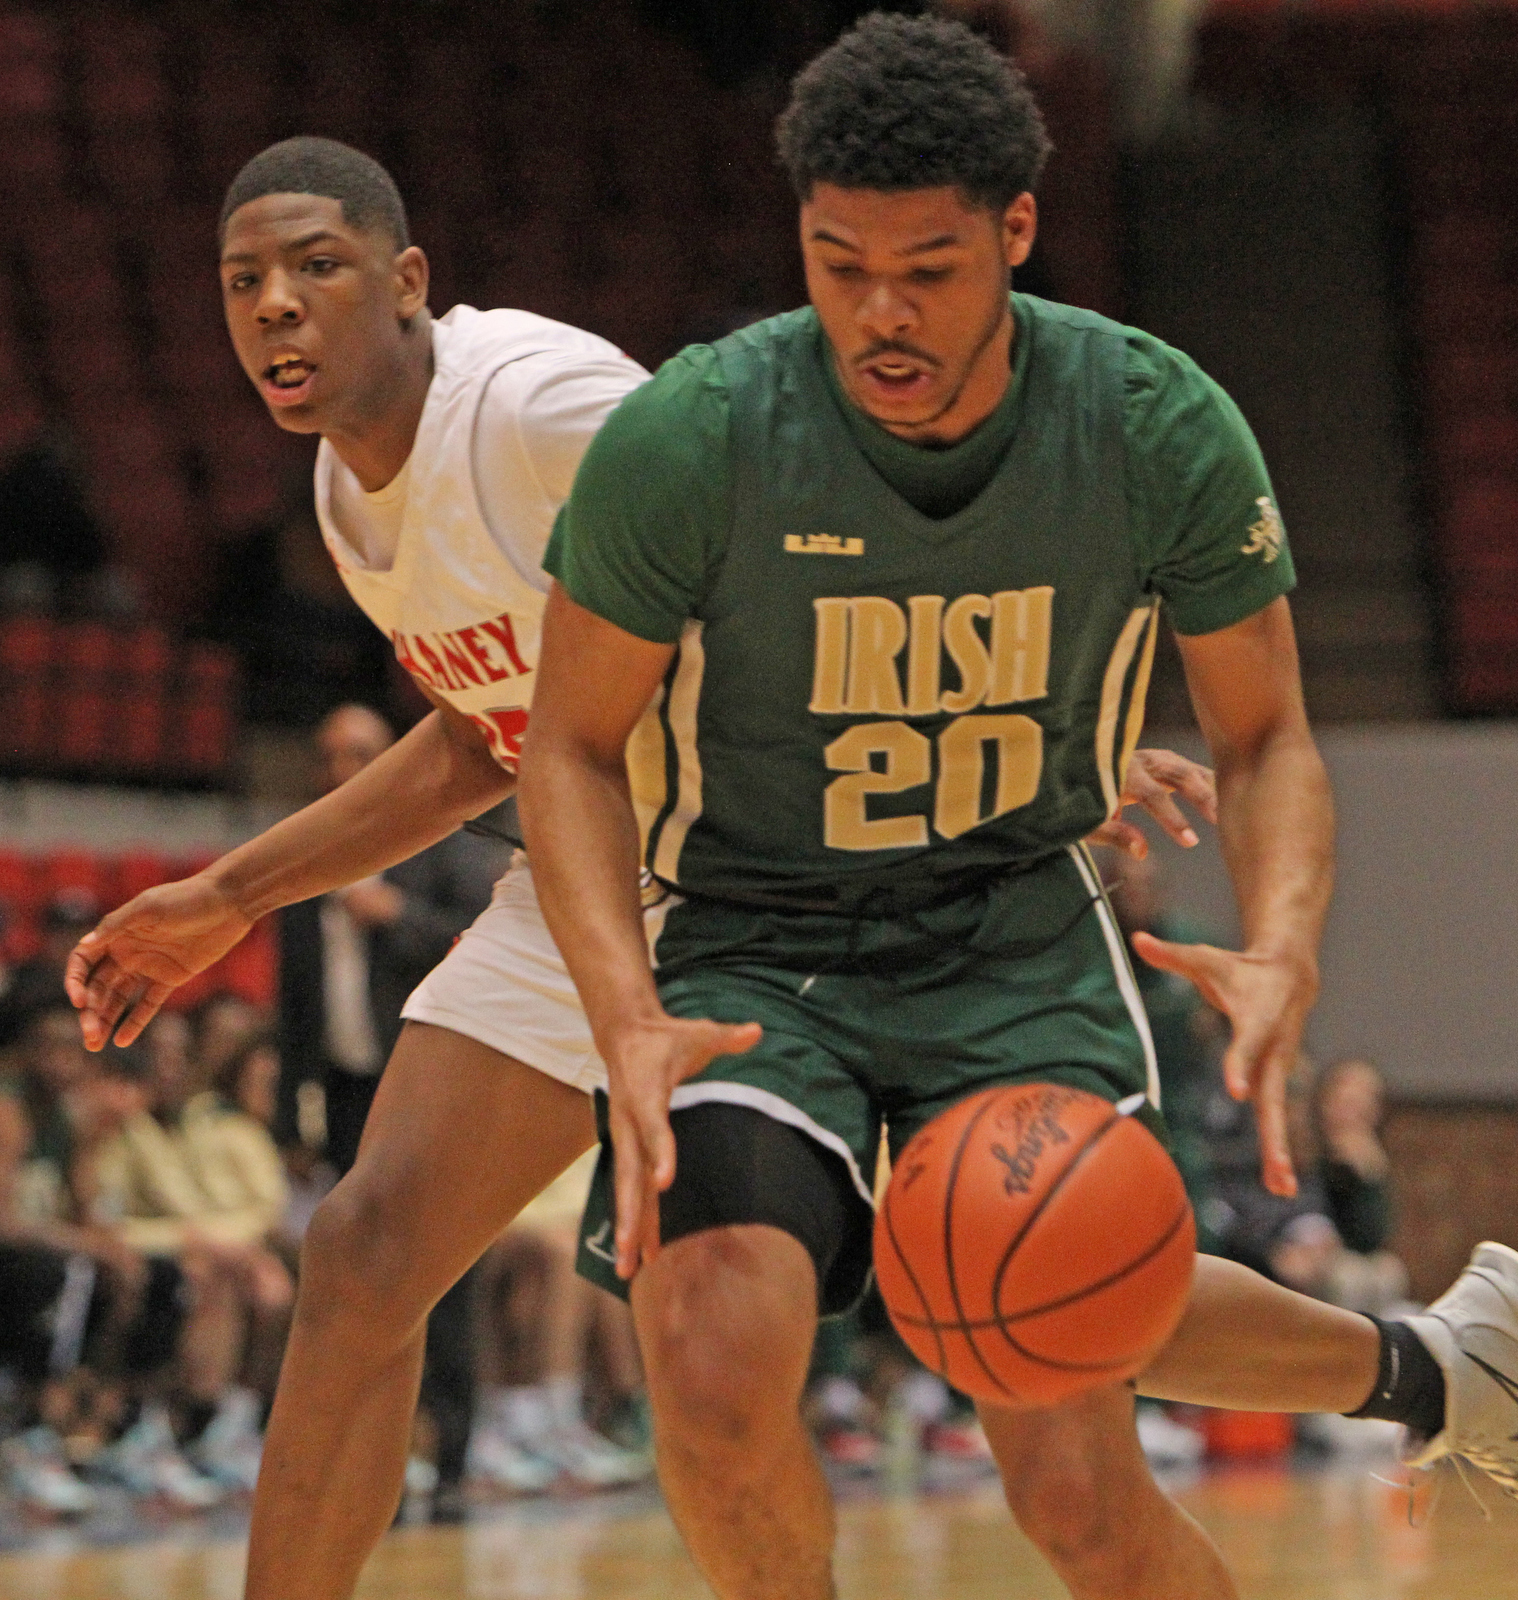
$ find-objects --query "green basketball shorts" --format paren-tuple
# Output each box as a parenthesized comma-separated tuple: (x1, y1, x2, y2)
(577, 844, 1165, 1314)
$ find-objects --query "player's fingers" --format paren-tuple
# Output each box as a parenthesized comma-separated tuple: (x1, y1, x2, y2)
(610, 1109, 651, 1280)
(110, 983, 172, 1049)
(1137, 787, 1199, 849)
(1137, 749, 1218, 825)
(1252, 1048, 1299, 1198)
(701, 1020, 762, 1067)
(1084, 817, 1148, 858)
(64, 939, 106, 1007)
(1131, 932, 1228, 1010)
(637, 1171, 663, 1270)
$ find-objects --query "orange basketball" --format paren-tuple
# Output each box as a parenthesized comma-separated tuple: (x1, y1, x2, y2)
(873, 1082, 1195, 1408)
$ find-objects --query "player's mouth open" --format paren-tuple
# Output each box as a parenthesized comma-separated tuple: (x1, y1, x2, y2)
(860, 358, 934, 398)
(262, 356, 316, 405)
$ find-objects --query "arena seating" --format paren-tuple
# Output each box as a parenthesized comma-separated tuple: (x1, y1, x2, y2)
(1196, 5, 1518, 714)
(0, 841, 274, 1005)
(0, 0, 1119, 634)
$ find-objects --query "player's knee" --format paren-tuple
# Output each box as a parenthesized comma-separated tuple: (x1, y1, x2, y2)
(638, 1236, 808, 1465)
(1002, 1456, 1139, 1580)
(299, 1181, 407, 1320)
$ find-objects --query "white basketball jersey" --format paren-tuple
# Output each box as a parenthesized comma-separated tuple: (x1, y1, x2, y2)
(313, 304, 643, 769)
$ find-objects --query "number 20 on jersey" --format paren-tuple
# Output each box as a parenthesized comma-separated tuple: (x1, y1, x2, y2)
(810, 588, 1053, 850)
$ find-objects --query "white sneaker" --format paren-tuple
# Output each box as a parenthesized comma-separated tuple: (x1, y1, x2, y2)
(188, 1390, 263, 1492)
(91, 1408, 226, 1511)
(2, 1426, 98, 1517)
(466, 1424, 557, 1494)
(404, 1455, 440, 1497)
(1401, 1241, 1518, 1499)
(538, 1422, 652, 1489)
(1135, 1406, 1205, 1468)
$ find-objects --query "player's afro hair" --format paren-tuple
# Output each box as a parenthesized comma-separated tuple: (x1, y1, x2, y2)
(219, 136, 409, 250)
(775, 11, 1052, 212)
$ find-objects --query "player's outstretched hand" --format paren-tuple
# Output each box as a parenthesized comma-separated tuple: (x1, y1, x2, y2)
(604, 1013, 763, 1280)
(1131, 931, 1317, 1199)
(65, 876, 253, 1051)
(1086, 748, 1218, 859)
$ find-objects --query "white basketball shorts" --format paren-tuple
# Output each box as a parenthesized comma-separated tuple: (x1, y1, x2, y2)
(400, 851, 671, 1093)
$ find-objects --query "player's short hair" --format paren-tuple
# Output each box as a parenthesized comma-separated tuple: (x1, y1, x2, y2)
(219, 136, 410, 250)
(775, 11, 1052, 213)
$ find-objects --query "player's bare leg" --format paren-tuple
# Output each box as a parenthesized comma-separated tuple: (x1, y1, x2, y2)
(981, 1385, 1237, 1600)
(1138, 1254, 1381, 1412)
(245, 1023, 594, 1600)
(631, 1225, 836, 1600)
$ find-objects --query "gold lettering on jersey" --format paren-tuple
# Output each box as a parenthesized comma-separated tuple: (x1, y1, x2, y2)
(810, 587, 1057, 852)
(989, 587, 1053, 705)
(809, 598, 852, 714)
(933, 714, 1044, 839)
(785, 532, 866, 556)
(904, 595, 945, 715)
(940, 594, 993, 713)
(824, 722, 931, 850)
(844, 597, 908, 715)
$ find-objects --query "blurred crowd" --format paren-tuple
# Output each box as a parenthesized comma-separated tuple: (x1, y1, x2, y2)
(0, 720, 1414, 1524)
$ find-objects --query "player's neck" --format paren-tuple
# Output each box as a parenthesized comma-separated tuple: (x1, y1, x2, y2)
(323, 313, 435, 492)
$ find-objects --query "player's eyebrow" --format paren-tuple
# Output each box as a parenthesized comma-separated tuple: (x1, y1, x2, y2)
(808, 227, 962, 256)
(220, 229, 344, 266)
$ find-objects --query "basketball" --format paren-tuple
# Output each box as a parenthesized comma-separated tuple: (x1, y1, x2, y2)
(873, 1083, 1196, 1409)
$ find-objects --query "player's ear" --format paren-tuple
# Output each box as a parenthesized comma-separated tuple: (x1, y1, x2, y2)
(395, 245, 430, 321)
(1003, 193, 1036, 270)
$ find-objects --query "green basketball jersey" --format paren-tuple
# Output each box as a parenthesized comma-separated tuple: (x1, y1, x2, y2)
(547, 294, 1293, 909)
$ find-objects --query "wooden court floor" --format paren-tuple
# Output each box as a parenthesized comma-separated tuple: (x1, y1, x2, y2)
(2, 1464, 1516, 1600)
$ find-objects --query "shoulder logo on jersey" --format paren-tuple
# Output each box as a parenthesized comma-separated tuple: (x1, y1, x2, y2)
(1241, 497, 1284, 564)
(785, 532, 865, 557)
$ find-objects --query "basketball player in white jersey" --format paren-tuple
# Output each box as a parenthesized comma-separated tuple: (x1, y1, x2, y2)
(68, 139, 1518, 1600)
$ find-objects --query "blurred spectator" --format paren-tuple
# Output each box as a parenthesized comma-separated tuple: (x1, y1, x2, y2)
(470, 1151, 651, 1493)
(0, 442, 105, 580)
(0, 1002, 222, 1513)
(189, 992, 267, 1091)
(1200, 1054, 1409, 1318)
(276, 703, 508, 1170)
(205, 494, 391, 730)
(1102, 848, 1221, 1232)
(276, 704, 506, 1514)
(0, 888, 101, 1048)
(91, 1011, 294, 1492)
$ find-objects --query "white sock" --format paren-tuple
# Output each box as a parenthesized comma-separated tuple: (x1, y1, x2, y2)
(814, 1375, 867, 1424)
(896, 1369, 951, 1425)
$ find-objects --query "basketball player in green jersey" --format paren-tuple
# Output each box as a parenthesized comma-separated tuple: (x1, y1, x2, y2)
(521, 14, 1518, 1599)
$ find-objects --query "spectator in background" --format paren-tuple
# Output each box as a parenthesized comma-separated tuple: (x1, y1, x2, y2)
(0, 1002, 221, 1513)
(205, 492, 391, 731)
(0, 889, 101, 1047)
(470, 1150, 651, 1493)
(189, 992, 266, 1092)
(1201, 1054, 1409, 1317)
(277, 702, 508, 1516)
(92, 1011, 293, 1490)
(1101, 847, 1220, 1228)
(276, 703, 508, 1170)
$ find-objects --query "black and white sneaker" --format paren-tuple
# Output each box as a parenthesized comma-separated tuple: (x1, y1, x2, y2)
(1400, 1241, 1518, 1500)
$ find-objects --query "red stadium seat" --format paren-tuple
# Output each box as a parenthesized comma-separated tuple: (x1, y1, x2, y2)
(113, 849, 172, 907)
(39, 849, 115, 912)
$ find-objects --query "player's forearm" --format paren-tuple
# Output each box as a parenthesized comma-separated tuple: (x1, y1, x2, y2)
(210, 712, 513, 920)
(1213, 718, 1334, 966)
(517, 739, 663, 1048)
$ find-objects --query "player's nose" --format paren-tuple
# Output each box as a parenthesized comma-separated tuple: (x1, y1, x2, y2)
(254, 267, 304, 325)
(856, 279, 916, 338)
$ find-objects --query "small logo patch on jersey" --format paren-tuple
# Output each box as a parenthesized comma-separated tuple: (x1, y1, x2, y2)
(785, 532, 865, 556)
(1241, 497, 1284, 564)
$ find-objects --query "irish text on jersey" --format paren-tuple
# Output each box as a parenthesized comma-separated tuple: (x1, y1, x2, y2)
(809, 588, 1053, 848)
